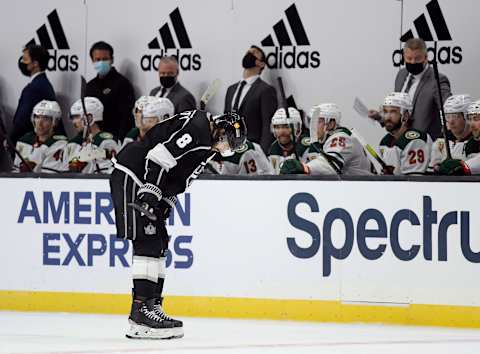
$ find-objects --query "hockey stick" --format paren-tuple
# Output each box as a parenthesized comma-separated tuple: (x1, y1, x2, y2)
(277, 77, 300, 161)
(0, 110, 33, 172)
(200, 79, 221, 110)
(80, 75, 102, 173)
(80, 76, 91, 140)
(350, 128, 388, 174)
(431, 56, 452, 159)
(127, 202, 158, 221)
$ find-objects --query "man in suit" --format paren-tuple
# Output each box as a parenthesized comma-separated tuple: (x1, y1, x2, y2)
(224, 45, 278, 153)
(150, 56, 196, 114)
(10, 45, 56, 144)
(369, 38, 451, 139)
(86, 41, 136, 141)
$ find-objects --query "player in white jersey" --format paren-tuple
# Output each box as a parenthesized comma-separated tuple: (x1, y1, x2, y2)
(121, 96, 174, 149)
(218, 139, 273, 175)
(281, 103, 371, 175)
(438, 100, 480, 175)
(378, 92, 432, 175)
(13, 100, 67, 173)
(268, 107, 310, 174)
(429, 94, 472, 172)
(64, 97, 119, 173)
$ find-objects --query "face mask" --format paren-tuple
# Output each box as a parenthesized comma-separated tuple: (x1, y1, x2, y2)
(94, 60, 112, 76)
(18, 58, 31, 77)
(160, 75, 176, 88)
(405, 62, 425, 75)
(242, 52, 257, 69)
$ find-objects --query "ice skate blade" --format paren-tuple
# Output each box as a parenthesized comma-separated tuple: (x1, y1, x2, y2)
(169, 326, 184, 339)
(126, 323, 174, 340)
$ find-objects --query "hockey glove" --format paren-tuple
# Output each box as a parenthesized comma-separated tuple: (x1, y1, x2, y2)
(131, 183, 163, 221)
(382, 165, 395, 175)
(19, 160, 36, 173)
(280, 159, 308, 175)
(438, 159, 471, 176)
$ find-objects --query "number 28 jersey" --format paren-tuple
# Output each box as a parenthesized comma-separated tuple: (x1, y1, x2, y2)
(379, 129, 432, 175)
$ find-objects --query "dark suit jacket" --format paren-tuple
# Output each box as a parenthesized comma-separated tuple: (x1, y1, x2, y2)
(86, 67, 135, 140)
(150, 82, 196, 114)
(10, 72, 56, 143)
(224, 78, 278, 153)
(395, 67, 451, 139)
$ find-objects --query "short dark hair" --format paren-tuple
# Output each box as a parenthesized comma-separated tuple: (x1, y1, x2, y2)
(404, 38, 427, 54)
(89, 41, 114, 59)
(250, 45, 266, 62)
(25, 45, 50, 71)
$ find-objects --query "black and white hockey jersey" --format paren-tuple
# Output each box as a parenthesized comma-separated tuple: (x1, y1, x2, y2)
(113, 110, 215, 196)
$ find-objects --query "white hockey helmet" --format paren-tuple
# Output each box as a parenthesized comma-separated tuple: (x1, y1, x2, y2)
(142, 97, 174, 121)
(270, 107, 302, 139)
(70, 97, 104, 122)
(467, 100, 480, 116)
(309, 103, 341, 143)
(383, 92, 412, 114)
(31, 100, 62, 124)
(444, 94, 472, 118)
(133, 95, 151, 113)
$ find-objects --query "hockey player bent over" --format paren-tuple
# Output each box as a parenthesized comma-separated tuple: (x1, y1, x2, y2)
(429, 94, 472, 172)
(109, 110, 247, 339)
(121, 96, 174, 149)
(438, 100, 480, 175)
(280, 103, 371, 175)
(64, 97, 119, 173)
(13, 100, 67, 173)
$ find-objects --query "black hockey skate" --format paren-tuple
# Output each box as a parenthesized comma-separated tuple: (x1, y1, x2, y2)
(153, 298, 184, 338)
(126, 298, 175, 339)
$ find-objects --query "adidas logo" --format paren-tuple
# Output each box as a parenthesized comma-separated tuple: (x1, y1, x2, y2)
(392, 0, 462, 67)
(260, 3, 320, 69)
(140, 7, 201, 71)
(23, 9, 79, 71)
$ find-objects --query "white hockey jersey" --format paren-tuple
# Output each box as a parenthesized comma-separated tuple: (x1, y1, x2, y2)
(64, 131, 119, 174)
(429, 133, 471, 171)
(219, 140, 273, 175)
(379, 129, 432, 175)
(268, 136, 310, 175)
(306, 127, 371, 175)
(13, 132, 67, 173)
(462, 137, 480, 174)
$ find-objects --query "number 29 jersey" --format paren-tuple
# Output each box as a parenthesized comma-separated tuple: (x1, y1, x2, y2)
(379, 129, 432, 175)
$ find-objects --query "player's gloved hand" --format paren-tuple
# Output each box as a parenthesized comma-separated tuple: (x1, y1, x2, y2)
(438, 159, 471, 176)
(280, 159, 308, 175)
(69, 158, 88, 172)
(136, 182, 162, 209)
(158, 196, 177, 220)
(382, 165, 395, 175)
(19, 160, 36, 172)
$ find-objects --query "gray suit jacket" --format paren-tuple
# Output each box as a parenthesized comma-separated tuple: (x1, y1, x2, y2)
(150, 82, 196, 114)
(394, 67, 451, 139)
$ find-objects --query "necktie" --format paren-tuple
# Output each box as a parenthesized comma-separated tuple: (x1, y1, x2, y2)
(232, 80, 247, 111)
(159, 87, 166, 97)
(403, 74, 414, 93)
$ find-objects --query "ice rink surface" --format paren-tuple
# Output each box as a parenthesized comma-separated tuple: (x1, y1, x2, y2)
(1, 311, 480, 354)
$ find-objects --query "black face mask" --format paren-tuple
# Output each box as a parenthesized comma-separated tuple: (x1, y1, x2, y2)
(18, 57, 31, 77)
(242, 52, 258, 69)
(405, 62, 425, 75)
(160, 75, 176, 88)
